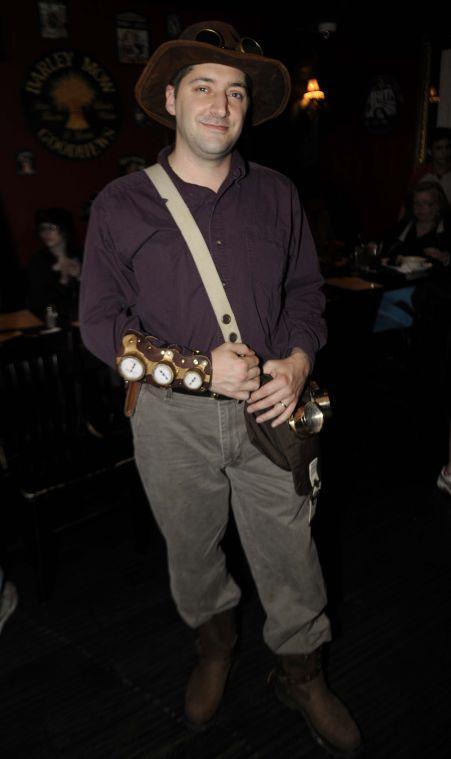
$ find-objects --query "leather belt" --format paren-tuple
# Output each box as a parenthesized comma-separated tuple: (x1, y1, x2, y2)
(170, 386, 231, 401)
(143, 377, 230, 401)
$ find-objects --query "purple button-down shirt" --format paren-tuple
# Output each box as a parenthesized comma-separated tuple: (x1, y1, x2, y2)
(79, 145, 326, 368)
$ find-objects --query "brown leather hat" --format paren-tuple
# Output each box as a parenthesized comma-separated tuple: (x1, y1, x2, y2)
(135, 20, 291, 128)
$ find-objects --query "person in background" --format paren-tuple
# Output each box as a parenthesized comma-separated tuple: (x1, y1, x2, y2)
(437, 421, 451, 496)
(27, 208, 81, 325)
(411, 128, 451, 205)
(384, 181, 451, 265)
(406, 196, 451, 483)
(0, 567, 17, 636)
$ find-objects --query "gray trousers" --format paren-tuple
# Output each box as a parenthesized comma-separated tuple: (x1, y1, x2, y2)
(131, 384, 331, 655)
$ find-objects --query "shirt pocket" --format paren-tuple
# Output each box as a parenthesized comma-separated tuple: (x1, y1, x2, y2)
(244, 226, 287, 293)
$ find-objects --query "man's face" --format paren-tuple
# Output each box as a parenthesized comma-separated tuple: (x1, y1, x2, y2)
(431, 139, 451, 170)
(165, 62, 249, 161)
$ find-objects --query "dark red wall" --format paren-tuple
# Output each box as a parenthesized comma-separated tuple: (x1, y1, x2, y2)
(2, 1, 180, 265)
(317, 29, 421, 241)
(1, 2, 423, 275)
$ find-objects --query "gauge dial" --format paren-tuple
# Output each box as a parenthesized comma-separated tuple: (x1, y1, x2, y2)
(183, 369, 203, 391)
(152, 362, 175, 386)
(118, 354, 146, 381)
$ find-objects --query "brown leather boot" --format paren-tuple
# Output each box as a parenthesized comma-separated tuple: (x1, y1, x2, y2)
(271, 649, 363, 757)
(184, 608, 237, 729)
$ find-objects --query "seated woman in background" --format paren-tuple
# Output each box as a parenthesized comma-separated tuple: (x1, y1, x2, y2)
(374, 181, 450, 332)
(27, 208, 81, 325)
(383, 181, 451, 266)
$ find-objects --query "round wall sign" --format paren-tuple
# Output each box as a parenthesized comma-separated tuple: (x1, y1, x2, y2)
(23, 49, 120, 159)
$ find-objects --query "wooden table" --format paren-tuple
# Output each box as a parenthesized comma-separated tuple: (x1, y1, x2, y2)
(325, 275, 382, 292)
(0, 309, 44, 331)
(0, 310, 45, 344)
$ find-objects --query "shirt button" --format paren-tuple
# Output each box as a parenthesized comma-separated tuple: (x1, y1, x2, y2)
(216, 240, 222, 245)
(221, 280, 227, 287)
(229, 332, 238, 342)
(222, 314, 231, 324)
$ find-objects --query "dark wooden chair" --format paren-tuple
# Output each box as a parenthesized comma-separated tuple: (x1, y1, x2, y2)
(0, 329, 136, 600)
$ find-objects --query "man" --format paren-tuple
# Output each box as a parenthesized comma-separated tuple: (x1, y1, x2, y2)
(411, 128, 451, 204)
(80, 20, 362, 757)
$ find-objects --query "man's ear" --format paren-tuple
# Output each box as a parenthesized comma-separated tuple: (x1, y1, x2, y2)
(165, 84, 176, 116)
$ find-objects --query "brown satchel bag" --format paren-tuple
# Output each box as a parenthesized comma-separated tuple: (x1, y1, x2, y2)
(244, 375, 320, 495)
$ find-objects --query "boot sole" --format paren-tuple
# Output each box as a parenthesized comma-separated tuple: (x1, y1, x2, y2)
(274, 680, 363, 758)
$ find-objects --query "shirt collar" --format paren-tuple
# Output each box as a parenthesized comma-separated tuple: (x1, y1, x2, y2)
(157, 144, 247, 196)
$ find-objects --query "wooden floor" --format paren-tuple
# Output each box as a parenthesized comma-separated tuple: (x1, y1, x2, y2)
(1, 335, 451, 759)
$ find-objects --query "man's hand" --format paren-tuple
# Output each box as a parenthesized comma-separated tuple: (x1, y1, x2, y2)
(246, 348, 311, 427)
(424, 247, 450, 266)
(210, 342, 261, 400)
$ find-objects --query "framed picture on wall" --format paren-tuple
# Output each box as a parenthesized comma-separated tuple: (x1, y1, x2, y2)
(116, 12, 149, 64)
(16, 150, 36, 175)
(38, 1, 68, 39)
(363, 76, 402, 135)
(166, 14, 181, 38)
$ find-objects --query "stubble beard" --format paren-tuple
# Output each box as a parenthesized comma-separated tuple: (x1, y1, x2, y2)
(181, 119, 240, 162)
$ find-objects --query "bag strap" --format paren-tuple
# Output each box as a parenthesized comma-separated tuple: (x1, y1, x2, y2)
(144, 163, 242, 343)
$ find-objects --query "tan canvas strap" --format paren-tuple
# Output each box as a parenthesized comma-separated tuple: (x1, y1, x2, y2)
(144, 163, 242, 343)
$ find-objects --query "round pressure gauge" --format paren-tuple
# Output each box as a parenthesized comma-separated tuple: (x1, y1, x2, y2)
(152, 362, 175, 387)
(183, 369, 204, 391)
(118, 354, 146, 381)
